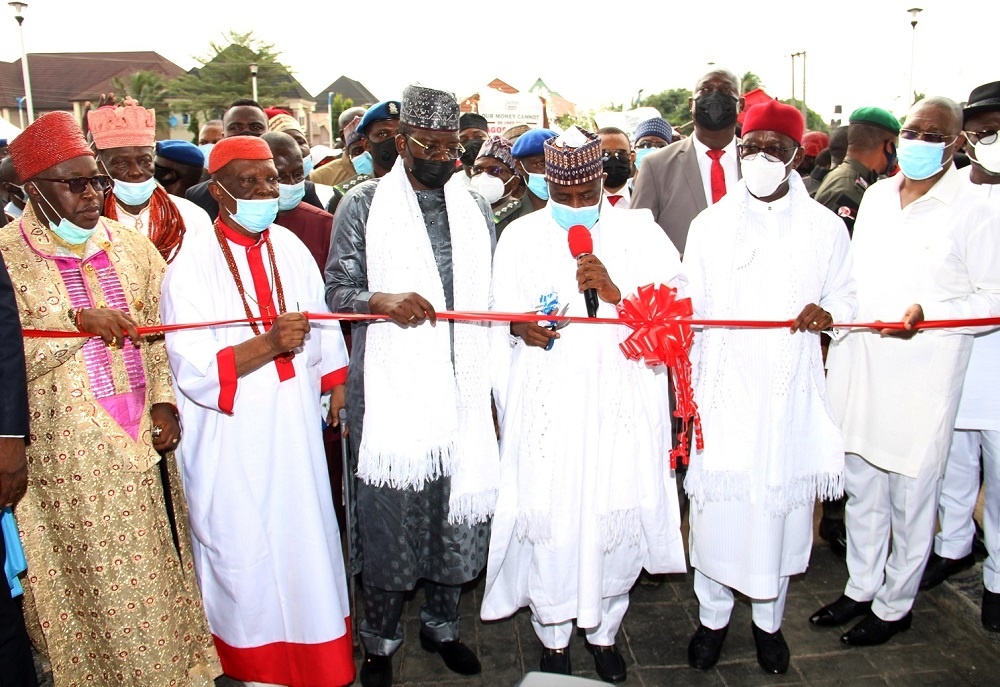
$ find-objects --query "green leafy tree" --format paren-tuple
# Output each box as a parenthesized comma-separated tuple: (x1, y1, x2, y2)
(328, 94, 354, 140)
(111, 71, 171, 136)
(555, 111, 595, 131)
(779, 98, 828, 133)
(741, 71, 764, 94)
(168, 30, 295, 120)
(640, 88, 694, 128)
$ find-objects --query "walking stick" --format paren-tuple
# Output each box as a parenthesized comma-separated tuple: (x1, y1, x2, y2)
(339, 407, 361, 652)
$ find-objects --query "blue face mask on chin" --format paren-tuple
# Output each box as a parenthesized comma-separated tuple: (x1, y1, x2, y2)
(112, 176, 158, 206)
(278, 181, 306, 211)
(352, 151, 374, 176)
(634, 147, 658, 170)
(219, 184, 279, 234)
(34, 186, 98, 245)
(549, 195, 601, 231)
(526, 172, 550, 201)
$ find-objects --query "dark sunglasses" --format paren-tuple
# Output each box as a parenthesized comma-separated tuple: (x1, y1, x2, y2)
(34, 175, 113, 194)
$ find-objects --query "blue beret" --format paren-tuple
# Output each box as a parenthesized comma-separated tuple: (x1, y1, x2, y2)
(511, 128, 558, 158)
(156, 140, 205, 167)
(633, 117, 673, 144)
(0, 139, 7, 147)
(358, 100, 401, 136)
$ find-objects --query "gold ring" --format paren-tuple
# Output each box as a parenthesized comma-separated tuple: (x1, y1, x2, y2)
(151, 425, 163, 439)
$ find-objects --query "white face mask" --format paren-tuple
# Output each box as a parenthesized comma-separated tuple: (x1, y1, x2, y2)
(471, 173, 507, 204)
(742, 153, 794, 199)
(973, 140, 1000, 175)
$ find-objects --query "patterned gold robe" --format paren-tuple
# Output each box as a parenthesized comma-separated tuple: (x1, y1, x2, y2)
(0, 206, 220, 686)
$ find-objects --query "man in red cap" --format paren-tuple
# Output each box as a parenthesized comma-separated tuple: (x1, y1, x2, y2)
(161, 135, 355, 687)
(0, 111, 221, 685)
(682, 100, 857, 675)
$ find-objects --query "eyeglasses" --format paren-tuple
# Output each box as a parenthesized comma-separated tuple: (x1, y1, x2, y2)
(899, 129, 957, 144)
(635, 140, 667, 150)
(737, 144, 797, 163)
(406, 135, 464, 160)
(964, 129, 998, 146)
(472, 164, 510, 179)
(601, 150, 630, 162)
(33, 175, 113, 194)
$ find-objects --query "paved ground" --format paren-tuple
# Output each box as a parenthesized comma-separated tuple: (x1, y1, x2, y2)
(36, 534, 1000, 686)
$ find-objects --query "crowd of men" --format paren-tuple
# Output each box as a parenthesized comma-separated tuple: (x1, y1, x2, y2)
(0, 68, 998, 687)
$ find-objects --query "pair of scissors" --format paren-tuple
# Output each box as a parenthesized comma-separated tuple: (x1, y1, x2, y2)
(543, 304, 571, 351)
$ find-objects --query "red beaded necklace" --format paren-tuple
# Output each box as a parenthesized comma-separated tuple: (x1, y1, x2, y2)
(213, 219, 287, 334)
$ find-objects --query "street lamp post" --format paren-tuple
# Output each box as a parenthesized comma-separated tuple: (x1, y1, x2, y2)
(791, 51, 807, 121)
(9, 2, 34, 124)
(249, 63, 258, 102)
(327, 91, 334, 146)
(908, 7, 923, 105)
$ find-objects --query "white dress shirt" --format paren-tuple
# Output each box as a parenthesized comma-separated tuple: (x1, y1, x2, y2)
(692, 135, 739, 206)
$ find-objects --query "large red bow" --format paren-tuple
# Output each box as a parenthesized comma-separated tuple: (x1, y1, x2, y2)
(617, 283, 703, 469)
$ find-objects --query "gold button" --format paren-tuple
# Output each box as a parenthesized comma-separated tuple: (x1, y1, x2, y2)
(101, 241, 111, 249)
(84, 264, 95, 273)
(134, 300, 143, 310)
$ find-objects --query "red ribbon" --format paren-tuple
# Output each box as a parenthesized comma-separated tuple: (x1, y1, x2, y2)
(617, 284, 703, 469)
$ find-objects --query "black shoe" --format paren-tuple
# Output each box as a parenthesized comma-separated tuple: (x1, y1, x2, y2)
(419, 632, 482, 675)
(919, 552, 975, 591)
(584, 639, 627, 683)
(840, 611, 912, 646)
(983, 589, 1000, 632)
(539, 646, 571, 674)
(360, 652, 392, 687)
(751, 623, 789, 675)
(974, 520, 988, 558)
(687, 624, 728, 670)
(818, 516, 848, 558)
(809, 595, 872, 627)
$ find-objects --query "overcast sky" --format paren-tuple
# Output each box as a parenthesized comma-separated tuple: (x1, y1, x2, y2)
(0, 0, 992, 123)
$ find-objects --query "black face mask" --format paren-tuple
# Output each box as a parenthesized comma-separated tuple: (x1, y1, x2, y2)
(370, 138, 399, 170)
(883, 141, 897, 176)
(459, 138, 485, 167)
(408, 155, 455, 189)
(603, 158, 631, 189)
(154, 165, 180, 188)
(693, 91, 739, 132)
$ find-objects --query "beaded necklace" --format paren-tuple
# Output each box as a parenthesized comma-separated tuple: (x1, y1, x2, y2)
(212, 219, 286, 334)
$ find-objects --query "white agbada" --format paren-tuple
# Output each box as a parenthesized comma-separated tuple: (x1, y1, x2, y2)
(114, 194, 213, 262)
(683, 173, 856, 599)
(161, 221, 354, 684)
(826, 165, 1000, 478)
(482, 204, 687, 630)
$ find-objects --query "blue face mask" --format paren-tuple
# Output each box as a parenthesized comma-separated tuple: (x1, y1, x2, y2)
(198, 143, 214, 169)
(34, 186, 98, 245)
(219, 184, 279, 234)
(112, 176, 157, 206)
(352, 151, 374, 176)
(634, 147, 658, 170)
(303, 155, 315, 178)
(278, 181, 306, 211)
(5, 200, 22, 219)
(549, 197, 601, 231)
(896, 137, 949, 181)
(526, 172, 550, 201)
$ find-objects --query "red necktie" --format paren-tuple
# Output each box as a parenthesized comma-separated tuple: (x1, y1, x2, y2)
(608, 195, 622, 206)
(706, 149, 726, 204)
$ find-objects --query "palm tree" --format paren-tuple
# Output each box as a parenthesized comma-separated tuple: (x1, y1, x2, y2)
(741, 71, 764, 94)
(111, 71, 171, 136)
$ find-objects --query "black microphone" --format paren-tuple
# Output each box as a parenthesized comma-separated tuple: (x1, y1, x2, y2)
(567, 224, 599, 318)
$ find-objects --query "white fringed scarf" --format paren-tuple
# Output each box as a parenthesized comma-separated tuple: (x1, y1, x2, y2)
(359, 158, 499, 524)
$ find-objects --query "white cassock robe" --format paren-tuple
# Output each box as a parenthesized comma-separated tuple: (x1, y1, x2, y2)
(482, 204, 687, 632)
(161, 221, 354, 687)
(683, 174, 856, 600)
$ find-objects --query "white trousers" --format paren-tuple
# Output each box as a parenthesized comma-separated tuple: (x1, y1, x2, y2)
(936, 429, 1000, 592)
(531, 593, 629, 649)
(844, 452, 942, 621)
(694, 569, 789, 633)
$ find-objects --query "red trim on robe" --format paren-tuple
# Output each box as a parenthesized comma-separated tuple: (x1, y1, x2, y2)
(212, 619, 355, 687)
(217, 346, 238, 414)
(321, 366, 348, 394)
(218, 221, 296, 382)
